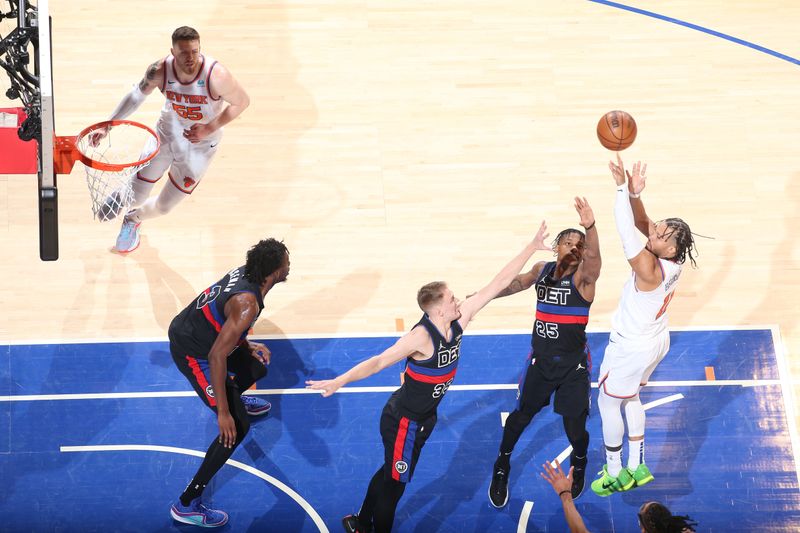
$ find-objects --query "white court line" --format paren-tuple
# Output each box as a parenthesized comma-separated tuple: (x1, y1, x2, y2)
(517, 501, 534, 533)
(0, 324, 780, 346)
(60, 444, 329, 533)
(770, 326, 800, 492)
(0, 380, 783, 402)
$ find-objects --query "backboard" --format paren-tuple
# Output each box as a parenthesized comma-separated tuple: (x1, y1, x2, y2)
(0, 0, 57, 260)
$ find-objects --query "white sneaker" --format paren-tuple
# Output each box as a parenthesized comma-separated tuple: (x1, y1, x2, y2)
(115, 218, 141, 253)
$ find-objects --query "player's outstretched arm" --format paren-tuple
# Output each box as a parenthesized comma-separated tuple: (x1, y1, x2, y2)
(611, 164, 662, 289)
(108, 59, 164, 121)
(609, 155, 652, 236)
(306, 326, 430, 397)
(541, 461, 591, 533)
(574, 196, 600, 299)
(458, 221, 551, 327)
(492, 266, 541, 299)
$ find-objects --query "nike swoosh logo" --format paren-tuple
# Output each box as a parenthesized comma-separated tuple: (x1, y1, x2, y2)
(210, 143, 218, 148)
(167, 80, 175, 84)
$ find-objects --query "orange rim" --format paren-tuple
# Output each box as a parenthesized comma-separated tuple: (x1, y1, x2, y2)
(75, 119, 160, 172)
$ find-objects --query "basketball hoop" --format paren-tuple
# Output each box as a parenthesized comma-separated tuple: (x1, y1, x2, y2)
(55, 120, 160, 221)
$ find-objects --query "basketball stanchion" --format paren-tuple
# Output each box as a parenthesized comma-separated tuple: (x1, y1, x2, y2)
(54, 120, 160, 221)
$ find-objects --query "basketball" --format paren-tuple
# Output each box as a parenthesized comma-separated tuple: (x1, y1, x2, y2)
(596, 110, 637, 151)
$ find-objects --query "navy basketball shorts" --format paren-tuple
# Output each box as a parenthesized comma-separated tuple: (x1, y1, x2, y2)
(517, 361, 591, 418)
(379, 399, 437, 484)
(170, 343, 265, 411)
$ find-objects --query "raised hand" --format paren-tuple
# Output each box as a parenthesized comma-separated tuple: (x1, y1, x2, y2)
(573, 197, 595, 229)
(532, 220, 551, 251)
(609, 153, 627, 186)
(540, 459, 574, 496)
(626, 160, 647, 197)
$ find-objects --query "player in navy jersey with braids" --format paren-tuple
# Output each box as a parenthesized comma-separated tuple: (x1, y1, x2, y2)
(488, 197, 601, 508)
(307, 221, 553, 533)
(168, 238, 290, 528)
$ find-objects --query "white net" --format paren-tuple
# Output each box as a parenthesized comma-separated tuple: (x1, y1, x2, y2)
(76, 121, 159, 222)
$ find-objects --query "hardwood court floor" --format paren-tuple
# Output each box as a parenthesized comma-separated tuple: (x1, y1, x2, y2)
(0, 0, 799, 518)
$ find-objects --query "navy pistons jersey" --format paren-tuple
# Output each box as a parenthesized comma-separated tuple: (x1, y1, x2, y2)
(395, 315, 464, 420)
(168, 266, 264, 356)
(531, 261, 592, 374)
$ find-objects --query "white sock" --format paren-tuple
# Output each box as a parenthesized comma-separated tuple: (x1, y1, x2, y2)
(628, 439, 643, 470)
(606, 446, 623, 477)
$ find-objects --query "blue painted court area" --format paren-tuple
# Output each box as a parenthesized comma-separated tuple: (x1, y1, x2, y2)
(1, 329, 798, 532)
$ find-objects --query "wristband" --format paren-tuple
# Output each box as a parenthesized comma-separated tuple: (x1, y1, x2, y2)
(559, 490, 571, 498)
(629, 192, 641, 199)
(584, 221, 595, 231)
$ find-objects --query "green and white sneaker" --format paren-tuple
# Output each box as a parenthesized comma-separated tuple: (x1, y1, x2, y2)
(590, 464, 635, 497)
(629, 463, 654, 487)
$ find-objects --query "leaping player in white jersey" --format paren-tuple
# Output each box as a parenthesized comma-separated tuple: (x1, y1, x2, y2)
(99, 26, 250, 253)
(591, 154, 697, 497)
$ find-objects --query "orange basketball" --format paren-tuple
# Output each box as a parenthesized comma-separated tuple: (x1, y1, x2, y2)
(596, 110, 637, 151)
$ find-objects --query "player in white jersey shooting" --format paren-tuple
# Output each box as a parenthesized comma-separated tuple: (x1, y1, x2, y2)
(591, 155, 697, 496)
(97, 26, 250, 253)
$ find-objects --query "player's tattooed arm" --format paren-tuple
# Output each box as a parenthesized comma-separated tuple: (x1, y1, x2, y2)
(138, 60, 163, 93)
(495, 276, 526, 298)
(492, 262, 541, 299)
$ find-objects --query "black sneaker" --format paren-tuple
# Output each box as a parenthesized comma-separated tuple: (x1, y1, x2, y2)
(342, 514, 370, 533)
(488, 464, 510, 508)
(571, 467, 586, 500)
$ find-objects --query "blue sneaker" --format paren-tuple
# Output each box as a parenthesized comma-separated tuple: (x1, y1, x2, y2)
(114, 217, 141, 253)
(241, 394, 271, 416)
(170, 497, 228, 528)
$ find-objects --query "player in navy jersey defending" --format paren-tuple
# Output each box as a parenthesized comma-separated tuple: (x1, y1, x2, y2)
(96, 26, 250, 253)
(168, 238, 289, 528)
(488, 197, 600, 507)
(307, 222, 552, 533)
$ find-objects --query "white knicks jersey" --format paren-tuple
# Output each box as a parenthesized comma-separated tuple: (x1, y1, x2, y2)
(158, 54, 225, 137)
(611, 258, 682, 339)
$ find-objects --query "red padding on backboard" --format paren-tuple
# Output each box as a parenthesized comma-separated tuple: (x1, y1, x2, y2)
(0, 107, 38, 174)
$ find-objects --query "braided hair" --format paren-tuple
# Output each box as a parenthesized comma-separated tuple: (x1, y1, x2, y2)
(639, 502, 697, 533)
(551, 228, 585, 251)
(663, 218, 697, 267)
(244, 238, 289, 285)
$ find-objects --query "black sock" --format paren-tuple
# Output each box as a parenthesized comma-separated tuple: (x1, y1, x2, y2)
(180, 481, 207, 506)
(495, 451, 512, 471)
(356, 466, 384, 528)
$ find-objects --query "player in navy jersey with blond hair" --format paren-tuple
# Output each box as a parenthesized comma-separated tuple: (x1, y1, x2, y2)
(168, 238, 289, 528)
(95, 26, 250, 253)
(307, 221, 553, 533)
(488, 197, 601, 508)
